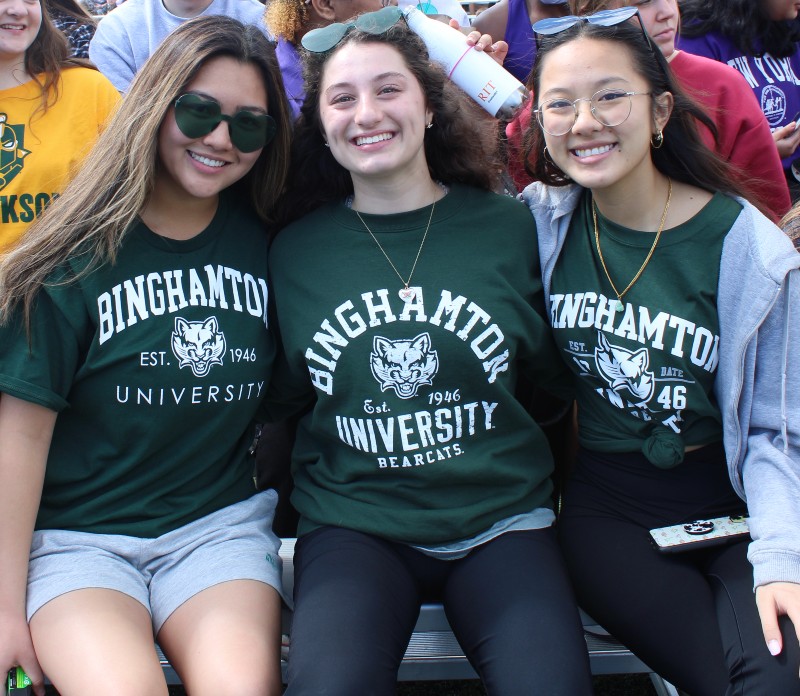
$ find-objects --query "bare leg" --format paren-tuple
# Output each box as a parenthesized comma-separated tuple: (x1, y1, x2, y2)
(30, 588, 168, 696)
(157, 579, 282, 696)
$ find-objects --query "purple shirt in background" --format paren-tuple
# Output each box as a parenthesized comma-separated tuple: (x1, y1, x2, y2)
(276, 38, 304, 121)
(678, 30, 800, 170)
(503, 0, 536, 84)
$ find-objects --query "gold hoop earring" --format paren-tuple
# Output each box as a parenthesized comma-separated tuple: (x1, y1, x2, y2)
(651, 129, 664, 149)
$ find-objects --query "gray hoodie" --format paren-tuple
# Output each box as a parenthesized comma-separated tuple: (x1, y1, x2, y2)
(521, 182, 800, 589)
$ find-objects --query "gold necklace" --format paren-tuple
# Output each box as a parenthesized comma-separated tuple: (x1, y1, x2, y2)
(593, 177, 672, 313)
(355, 199, 436, 304)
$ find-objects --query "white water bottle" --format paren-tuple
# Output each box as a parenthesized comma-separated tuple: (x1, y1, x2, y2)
(402, 6, 529, 119)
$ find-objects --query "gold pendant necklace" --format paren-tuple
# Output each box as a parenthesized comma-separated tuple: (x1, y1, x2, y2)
(355, 199, 436, 304)
(593, 177, 672, 312)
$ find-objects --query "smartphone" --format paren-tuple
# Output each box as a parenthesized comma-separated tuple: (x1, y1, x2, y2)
(6, 668, 32, 696)
(649, 515, 750, 553)
(792, 110, 800, 128)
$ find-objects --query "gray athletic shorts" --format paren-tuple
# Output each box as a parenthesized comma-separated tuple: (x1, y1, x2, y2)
(27, 490, 286, 631)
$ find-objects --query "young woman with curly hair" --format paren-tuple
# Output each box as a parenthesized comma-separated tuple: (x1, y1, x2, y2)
(267, 10, 592, 694)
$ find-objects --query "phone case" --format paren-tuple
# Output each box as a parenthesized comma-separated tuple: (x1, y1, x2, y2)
(649, 515, 750, 553)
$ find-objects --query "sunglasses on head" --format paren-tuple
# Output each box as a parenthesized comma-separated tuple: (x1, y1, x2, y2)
(301, 5, 404, 53)
(532, 6, 653, 52)
(173, 93, 277, 153)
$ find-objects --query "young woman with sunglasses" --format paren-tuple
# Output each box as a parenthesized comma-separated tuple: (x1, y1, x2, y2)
(267, 8, 593, 694)
(679, 0, 800, 196)
(0, 15, 291, 696)
(564, 0, 791, 221)
(520, 11, 800, 694)
(0, 0, 119, 253)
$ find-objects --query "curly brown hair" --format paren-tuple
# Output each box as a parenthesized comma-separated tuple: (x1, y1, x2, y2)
(275, 23, 504, 228)
(264, 0, 309, 43)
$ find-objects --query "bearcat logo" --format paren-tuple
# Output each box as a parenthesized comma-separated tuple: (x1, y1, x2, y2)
(0, 114, 30, 191)
(171, 316, 226, 377)
(370, 332, 439, 399)
(594, 331, 655, 402)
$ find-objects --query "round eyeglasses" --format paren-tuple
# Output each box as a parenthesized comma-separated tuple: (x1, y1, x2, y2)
(534, 88, 651, 136)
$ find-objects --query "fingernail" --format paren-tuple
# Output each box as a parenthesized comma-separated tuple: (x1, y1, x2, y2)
(768, 639, 781, 656)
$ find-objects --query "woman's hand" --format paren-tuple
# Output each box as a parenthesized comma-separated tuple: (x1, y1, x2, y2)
(756, 581, 800, 675)
(449, 19, 509, 66)
(0, 610, 46, 696)
(772, 122, 800, 160)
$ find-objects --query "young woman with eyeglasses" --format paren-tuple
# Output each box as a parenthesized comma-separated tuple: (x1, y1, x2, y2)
(0, 15, 291, 696)
(0, 0, 119, 253)
(267, 8, 593, 694)
(563, 0, 791, 221)
(520, 10, 800, 694)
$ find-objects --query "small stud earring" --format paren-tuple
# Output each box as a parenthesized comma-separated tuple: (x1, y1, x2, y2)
(426, 122, 433, 130)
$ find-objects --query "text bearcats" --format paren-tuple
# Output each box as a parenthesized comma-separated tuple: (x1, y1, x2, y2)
(307, 288, 510, 395)
(378, 443, 464, 469)
(98, 265, 269, 345)
(115, 381, 265, 406)
(550, 292, 719, 373)
(336, 401, 498, 454)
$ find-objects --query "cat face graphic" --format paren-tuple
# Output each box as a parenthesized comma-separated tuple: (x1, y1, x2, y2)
(171, 316, 226, 377)
(594, 332, 654, 403)
(370, 332, 439, 399)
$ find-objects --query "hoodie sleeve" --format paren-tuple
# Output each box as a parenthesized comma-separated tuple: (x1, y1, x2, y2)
(740, 270, 800, 588)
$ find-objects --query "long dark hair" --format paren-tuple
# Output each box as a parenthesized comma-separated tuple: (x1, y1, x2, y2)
(275, 23, 503, 228)
(680, 0, 800, 58)
(523, 19, 749, 204)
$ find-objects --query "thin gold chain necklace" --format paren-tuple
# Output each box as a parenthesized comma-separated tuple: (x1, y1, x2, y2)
(593, 177, 672, 312)
(355, 199, 436, 304)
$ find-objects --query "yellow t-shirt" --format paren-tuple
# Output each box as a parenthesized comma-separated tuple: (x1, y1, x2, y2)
(0, 67, 120, 252)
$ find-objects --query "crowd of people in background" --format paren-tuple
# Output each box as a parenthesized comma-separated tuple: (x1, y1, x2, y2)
(1, 0, 799, 694)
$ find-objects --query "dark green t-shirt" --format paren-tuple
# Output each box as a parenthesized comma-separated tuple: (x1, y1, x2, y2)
(550, 190, 742, 460)
(0, 196, 275, 537)
(269, 185, 566, 545)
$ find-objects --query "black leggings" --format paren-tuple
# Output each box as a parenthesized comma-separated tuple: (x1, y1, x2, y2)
(286, 526, 593, 696)
(559, 447, 800, 696)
